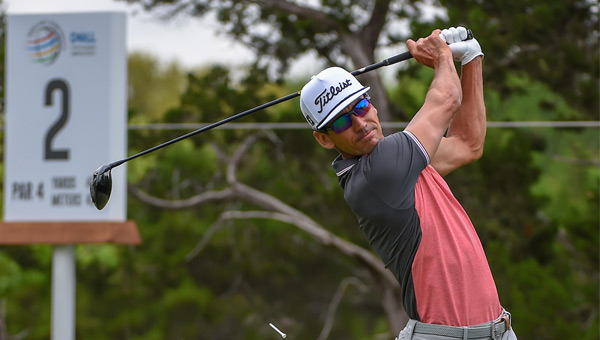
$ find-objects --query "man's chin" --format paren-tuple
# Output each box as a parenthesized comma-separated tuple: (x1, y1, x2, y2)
(363, 130, 383, 145)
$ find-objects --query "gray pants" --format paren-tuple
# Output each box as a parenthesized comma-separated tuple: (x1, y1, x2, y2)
(396, 309, 518, 340)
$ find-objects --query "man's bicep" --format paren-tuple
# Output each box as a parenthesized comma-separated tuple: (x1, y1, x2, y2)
(405, 100, 457, 161)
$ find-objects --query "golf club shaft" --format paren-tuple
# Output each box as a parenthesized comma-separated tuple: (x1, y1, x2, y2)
(106, 51, 413, 171)
(107, 91, 302, 169)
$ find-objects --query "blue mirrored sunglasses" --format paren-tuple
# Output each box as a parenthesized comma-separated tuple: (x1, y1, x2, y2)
(321, 95, 372, 133)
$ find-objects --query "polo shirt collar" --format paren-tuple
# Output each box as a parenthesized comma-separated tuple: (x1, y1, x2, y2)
(332, 154, 361, 178)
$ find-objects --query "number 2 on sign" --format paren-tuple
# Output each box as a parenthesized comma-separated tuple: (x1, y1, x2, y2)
(44, 79, 70, 160)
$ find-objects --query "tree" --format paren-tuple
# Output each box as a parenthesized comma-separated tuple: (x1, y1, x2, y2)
(121, 0, 448, 124)
(128, 52, 187, 123)
(122, 0, 599, 120)
(129, 131, 408, 335)
(414, 0, 599, 119)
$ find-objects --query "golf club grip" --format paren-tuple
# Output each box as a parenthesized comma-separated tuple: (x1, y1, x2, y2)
(351, 28, 473, 77)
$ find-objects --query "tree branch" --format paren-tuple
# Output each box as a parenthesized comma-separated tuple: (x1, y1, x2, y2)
(0, 299, 30, 340)
(257, 0, 341, 31)
(362, 0, 392, 51)
(184, 214, 229, 262)
(317, 277, 368, 340)
(551, 155, 600, 167)
(201, 209, 399, 288)
(131, 130, 407, 332)
(0, 299, 8, 340)
(128, 184, 237, 209)
(380, 280, 408, 334)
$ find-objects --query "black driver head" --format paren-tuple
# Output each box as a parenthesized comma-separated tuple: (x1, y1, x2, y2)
(90, 165, 113, 210)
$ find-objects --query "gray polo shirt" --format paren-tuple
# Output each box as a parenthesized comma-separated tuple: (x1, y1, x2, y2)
(333, 131, 428, 320)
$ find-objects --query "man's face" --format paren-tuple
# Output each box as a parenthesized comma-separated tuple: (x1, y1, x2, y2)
(313, 96, 384, 159)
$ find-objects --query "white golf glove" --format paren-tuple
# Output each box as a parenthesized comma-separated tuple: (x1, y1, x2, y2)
(439, 26, 484, 66)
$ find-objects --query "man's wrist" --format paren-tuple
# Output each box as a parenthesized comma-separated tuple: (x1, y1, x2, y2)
(461, 55, 483, 70)
(462, 52, 484, 66)
(436, 49, 455, 66)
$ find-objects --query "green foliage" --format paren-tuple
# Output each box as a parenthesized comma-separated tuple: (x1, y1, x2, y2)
(0, 246, 52, 338)
(388, 66, 433, 115)
(128, 52, 187, 123)
(414, 0, 599, 118)
(487, 242, 597, 340)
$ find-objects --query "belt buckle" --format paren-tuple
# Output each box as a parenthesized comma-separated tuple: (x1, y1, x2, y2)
(502, 314, 511, 331)
(492, 313, 511, 339)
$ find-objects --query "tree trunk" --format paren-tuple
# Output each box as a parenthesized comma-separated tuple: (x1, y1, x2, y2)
(340, 32, 403, 135)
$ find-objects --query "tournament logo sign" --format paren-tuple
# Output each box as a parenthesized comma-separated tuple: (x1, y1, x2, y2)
(26, 21, 65, 65)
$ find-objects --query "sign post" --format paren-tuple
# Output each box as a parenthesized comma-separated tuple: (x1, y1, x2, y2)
(52, 244, 75, 340)
(3, 12, 138, 340)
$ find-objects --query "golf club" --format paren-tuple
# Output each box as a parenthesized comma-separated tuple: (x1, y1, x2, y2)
(90, 50, 417, 210)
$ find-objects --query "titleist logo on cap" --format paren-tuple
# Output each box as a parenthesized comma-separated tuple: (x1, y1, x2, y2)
(314, 79, 352, 113)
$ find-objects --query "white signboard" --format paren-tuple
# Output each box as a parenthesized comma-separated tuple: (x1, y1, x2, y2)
(4, 12, 127, 221)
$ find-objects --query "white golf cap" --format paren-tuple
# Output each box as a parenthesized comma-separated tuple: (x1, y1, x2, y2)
(300, 67, 370, 131)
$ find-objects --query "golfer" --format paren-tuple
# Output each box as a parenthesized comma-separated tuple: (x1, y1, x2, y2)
(299, 27, 517, 340)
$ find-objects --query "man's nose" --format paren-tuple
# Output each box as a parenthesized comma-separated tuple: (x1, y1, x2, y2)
(351, 113, 368, 130)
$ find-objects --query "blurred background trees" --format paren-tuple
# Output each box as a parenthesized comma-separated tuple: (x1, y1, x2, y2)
(0, 0, 598, 339)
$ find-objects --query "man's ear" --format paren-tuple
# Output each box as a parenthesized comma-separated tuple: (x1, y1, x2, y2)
(313, 131, 336, 150)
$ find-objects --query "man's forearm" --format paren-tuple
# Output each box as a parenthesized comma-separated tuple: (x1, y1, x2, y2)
(404, 30, 463, 160)
(446, 57, 486, 156)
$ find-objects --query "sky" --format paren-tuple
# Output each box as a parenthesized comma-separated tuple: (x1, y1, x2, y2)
(2, 0, 428, 79)
(3, 0, 258, 70)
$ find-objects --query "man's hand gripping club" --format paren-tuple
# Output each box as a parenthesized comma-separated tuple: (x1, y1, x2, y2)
(440, 26, 484, 66)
